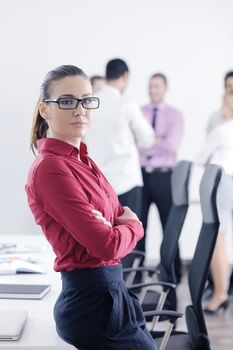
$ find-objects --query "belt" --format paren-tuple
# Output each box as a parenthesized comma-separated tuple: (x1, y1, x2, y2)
(142, 166, 172, 173)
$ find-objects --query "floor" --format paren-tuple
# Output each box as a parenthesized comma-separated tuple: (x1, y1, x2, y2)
(154, 271, 233, 349)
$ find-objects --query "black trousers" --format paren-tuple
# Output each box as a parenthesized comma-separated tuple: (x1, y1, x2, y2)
(54, 265, 156, 350)
(118, 186, 142, 270)
(118, 186, 142, 218)
(137, 168, 182, 283)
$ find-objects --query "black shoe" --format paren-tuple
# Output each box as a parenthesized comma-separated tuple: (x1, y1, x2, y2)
(204, 299, 230, 315)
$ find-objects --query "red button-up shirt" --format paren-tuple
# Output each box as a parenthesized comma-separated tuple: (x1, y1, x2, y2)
(25, 138, 143, 272)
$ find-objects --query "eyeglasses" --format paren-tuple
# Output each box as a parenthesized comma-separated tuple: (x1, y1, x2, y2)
(43, 96, 100, 110)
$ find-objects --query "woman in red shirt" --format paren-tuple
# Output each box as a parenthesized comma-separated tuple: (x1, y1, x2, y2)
(25, 65, 156, 350)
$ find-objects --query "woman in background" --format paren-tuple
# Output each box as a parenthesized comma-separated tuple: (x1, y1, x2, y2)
(196, 92, 233, 314)
(25, 65, 156, 350)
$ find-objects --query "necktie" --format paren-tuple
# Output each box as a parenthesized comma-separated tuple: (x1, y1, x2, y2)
(151, 108, 158, 129)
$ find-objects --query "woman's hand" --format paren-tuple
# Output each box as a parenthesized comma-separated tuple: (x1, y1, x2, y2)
(115, 206, 141, 225)
(92, 209, 112, 227)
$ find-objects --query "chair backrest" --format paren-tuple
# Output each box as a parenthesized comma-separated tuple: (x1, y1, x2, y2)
(186, 164, 222, 350)
(159, 160, 192, 282)
(171, 160, 191, 207)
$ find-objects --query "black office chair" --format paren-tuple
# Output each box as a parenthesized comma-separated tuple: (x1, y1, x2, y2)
(124, 161, 192, 316)
(149, 164, 222, 350)
(156, 160, 192, 310)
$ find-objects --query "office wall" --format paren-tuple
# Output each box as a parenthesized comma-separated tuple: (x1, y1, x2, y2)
(0, 0, 233, 261)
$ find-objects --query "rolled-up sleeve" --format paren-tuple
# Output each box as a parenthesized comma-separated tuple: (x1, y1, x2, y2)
(128, 101, 155, 149)
(34, 157, 143, 261)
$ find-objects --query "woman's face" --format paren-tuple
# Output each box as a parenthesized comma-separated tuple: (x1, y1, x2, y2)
(39, 75, 94, 144)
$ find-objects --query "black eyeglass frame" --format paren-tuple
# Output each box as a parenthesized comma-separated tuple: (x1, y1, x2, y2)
(43, 96, 100, 110)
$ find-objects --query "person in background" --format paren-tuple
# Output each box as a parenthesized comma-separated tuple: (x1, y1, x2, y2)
(86, 58, 155, 219)
(196, 92, 233, 314)
(25, 64, 156, 350)
(206, 71, 233, 133)
(90, 75, 105, 94)
(205, 70, 233, 299)
(139, 73, 184, 283)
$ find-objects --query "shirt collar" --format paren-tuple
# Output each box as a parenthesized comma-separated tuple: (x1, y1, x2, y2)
(37, 138, 88, 157)
(100, 84, 121, 97)
(149, 101, 166, 112)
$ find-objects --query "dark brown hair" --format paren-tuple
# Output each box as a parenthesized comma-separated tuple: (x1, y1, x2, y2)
(30, 65, 88, 154)
(106, 58, 129, 80)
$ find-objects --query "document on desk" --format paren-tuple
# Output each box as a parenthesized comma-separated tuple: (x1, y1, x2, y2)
(0, 284, 51, 299)
(0, 258, 46, 275)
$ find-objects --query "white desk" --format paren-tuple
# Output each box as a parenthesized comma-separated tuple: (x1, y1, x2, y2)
(0, 235, 75, 349)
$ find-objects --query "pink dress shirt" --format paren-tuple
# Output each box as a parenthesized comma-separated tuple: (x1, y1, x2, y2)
(140, 102, 183, 168)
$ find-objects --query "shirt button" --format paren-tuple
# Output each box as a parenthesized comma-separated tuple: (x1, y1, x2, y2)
(106, 192, 110, 198)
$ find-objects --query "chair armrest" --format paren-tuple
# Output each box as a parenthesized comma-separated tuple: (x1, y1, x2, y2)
(130, 250, 146, 257)
(128, 281, 176, 292)
(144, 310, 183, 324)
(123, 266, 157, 275)
(145, 310, 183, 350)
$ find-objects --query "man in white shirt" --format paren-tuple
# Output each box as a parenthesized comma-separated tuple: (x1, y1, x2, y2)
(86, 58, 155, 219)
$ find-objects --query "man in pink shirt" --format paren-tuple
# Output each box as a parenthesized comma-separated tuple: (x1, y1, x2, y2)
(139, 73, 184, 284)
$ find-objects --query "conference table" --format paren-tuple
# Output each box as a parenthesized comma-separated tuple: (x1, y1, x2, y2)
(0, 234, 75, 349)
